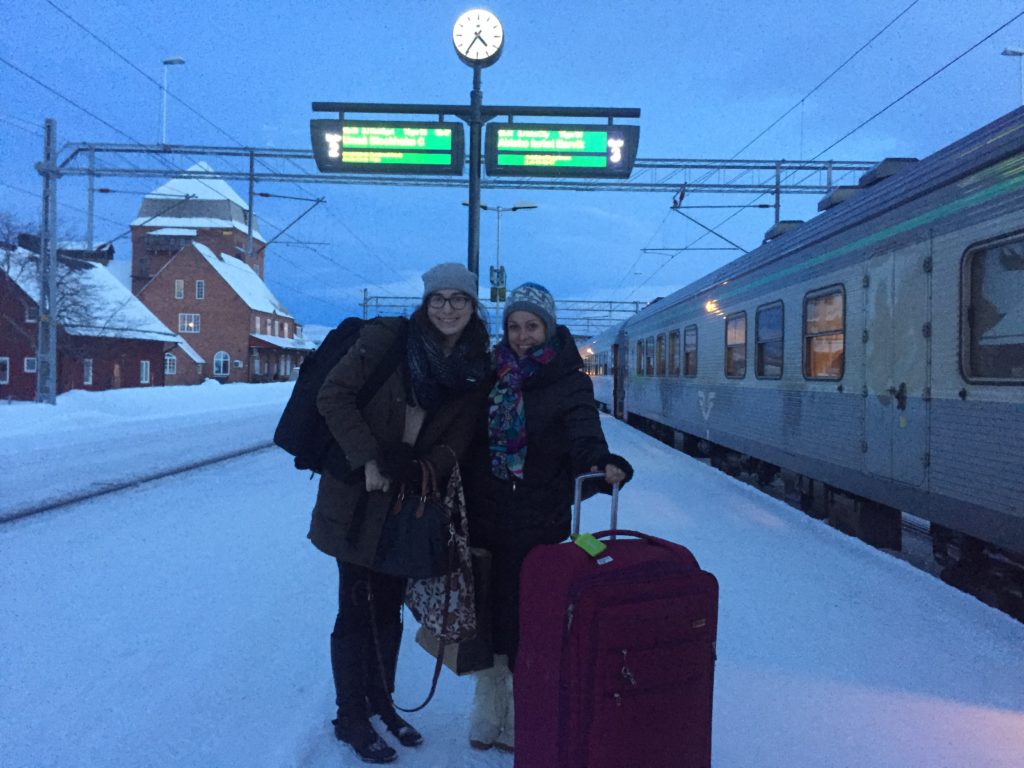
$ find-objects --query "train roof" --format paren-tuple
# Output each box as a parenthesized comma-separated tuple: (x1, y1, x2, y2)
(625, 106, 1024, 328)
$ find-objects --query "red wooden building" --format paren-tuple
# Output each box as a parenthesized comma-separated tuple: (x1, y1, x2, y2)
(0, 245, 185, 401)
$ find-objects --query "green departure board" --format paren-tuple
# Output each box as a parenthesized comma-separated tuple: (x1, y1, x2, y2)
(310, 119, 465, 175)
(485, 123, 639, 178)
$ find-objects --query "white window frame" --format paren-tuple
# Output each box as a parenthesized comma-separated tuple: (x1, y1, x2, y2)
(178, 313, 201, 334)
(164, 352, 177, 375)
(195, 279, 205, 300)
(24, 303, 39, 323)
(83, 358, 93, 386)
(213, 351, 230, 377)
(253, 316, 260, 332)
(140, 360, 151, 385)
(174, 279, 184, 300)
(24, 357, 38, 373)
(0, 356, 9, 385)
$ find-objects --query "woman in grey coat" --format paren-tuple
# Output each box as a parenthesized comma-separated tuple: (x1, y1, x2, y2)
(309, 263, 490, 764)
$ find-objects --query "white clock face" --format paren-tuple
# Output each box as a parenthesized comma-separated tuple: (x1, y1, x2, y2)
(452, 9, 504, 66)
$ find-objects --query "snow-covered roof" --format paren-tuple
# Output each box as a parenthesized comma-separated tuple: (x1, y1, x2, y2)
(2, 247, 184, 344)
(132, 162, 265, 241)
(146, 162, 249, 209)
(149, 227, 198, 237)
(250, 333, 317, 351)
(130, 216, 265, 242)
(192, 242, 293, 318)
(174, 338, 205, 363)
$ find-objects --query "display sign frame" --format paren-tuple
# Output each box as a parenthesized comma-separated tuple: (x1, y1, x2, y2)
(310, 119, 465, 175)
(484, 122, 639, 178)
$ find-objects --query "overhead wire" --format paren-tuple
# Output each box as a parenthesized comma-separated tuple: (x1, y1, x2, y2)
(625, 0, 924, 295)
(40, 0, 403, 290)
(631, 7, 1024, 295)
(626, 3, 1019, 296)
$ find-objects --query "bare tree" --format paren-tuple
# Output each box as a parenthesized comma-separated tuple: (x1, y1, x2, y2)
(0, 211, 99, 348)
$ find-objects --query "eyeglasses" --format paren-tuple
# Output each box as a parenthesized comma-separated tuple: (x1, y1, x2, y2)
(428, 293, 471, 310)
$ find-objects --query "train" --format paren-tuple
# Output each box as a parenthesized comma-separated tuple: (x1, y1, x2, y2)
(583, 107, 1024, 617)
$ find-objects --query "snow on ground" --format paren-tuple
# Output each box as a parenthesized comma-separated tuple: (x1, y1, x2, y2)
(2, 384, 1023, 767)
(0, 381, 291, 518)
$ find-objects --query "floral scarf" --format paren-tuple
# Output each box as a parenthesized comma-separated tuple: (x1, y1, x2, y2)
(488, 339, 557, 480)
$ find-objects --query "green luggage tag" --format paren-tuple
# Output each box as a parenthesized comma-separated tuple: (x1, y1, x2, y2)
(572, 532, 608, 558)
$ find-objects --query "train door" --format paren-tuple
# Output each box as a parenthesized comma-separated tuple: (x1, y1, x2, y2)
(612, 343, 626, 419)
(863, 245, 931, 486)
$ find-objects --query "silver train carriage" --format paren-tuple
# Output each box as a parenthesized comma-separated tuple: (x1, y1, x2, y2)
(584, 107, 1024, 607)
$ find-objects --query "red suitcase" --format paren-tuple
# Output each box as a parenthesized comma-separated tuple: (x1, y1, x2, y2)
(515, 474, 718, 768)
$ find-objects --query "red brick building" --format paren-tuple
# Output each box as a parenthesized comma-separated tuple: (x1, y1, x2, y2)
(130, 161, 266, 294)
(138, 242, 311, 383)
(0, 245, 184, 401)
(131, 164, 313, 383)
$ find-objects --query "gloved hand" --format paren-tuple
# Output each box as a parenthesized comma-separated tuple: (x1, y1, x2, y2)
(588, 453, 634, 489)
(378, 442, 422, 485)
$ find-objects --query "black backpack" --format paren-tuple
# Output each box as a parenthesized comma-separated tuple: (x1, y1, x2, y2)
(273, 317, 404, 478)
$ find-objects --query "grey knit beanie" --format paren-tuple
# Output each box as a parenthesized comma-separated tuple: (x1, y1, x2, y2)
(422, 262, 478, 299)
(503, 282, 557, 340)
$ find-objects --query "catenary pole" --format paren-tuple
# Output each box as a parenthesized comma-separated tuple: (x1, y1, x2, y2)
(36, 118, 59, 404)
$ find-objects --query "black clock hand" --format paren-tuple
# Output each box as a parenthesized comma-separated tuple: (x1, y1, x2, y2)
(466, 34, 480, 52)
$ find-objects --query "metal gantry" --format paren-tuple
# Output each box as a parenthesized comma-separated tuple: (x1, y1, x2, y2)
(361, 291, 646, 338)
(55, 142, 878, 215)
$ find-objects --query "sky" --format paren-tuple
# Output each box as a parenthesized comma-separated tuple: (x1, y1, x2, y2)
(2, 1, 1024, 327)
(3, 382, 1024, 767)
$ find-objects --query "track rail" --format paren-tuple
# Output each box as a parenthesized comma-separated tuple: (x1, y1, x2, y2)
(0, 442, 274, 524)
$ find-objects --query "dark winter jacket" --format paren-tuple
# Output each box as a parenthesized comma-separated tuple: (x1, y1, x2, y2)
(308, 317, 488, 566)
(466, 325, 615, 549)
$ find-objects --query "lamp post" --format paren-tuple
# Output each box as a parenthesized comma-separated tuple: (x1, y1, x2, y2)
(1002, 48, 1024, 107)
(161, 57, 185, 144)
(462, 200, 538, 305)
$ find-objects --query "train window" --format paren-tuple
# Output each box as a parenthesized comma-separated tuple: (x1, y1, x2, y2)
(668, 330, 681, 376)
(756, 302, 784, 379)
(725, 313, 747, 378)
(656, 334, 667, 376)
(963, 236, 1024, 382)
(803, 286, 845, 379)
(645, 337, 656, 376)
(684, 325, 698, 377)
(636, 341, 644, 375)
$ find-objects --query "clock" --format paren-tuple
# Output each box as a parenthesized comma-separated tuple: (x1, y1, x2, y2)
(452, 9, 504, 67)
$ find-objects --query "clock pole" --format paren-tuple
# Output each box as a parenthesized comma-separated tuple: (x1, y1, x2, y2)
(467, 64, 483, 279)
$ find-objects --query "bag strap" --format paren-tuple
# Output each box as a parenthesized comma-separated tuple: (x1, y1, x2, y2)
(368, 545, 458, 714)
(368, 462, 463, 713)
(355, 321, 407, 410)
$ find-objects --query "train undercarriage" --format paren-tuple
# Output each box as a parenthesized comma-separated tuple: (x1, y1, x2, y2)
(624, 411, 1024, 623)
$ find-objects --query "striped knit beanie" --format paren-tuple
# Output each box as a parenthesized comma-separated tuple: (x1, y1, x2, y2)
(503, 282, 557, 340)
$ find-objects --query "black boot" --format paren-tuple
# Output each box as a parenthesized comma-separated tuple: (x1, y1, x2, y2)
(365, 618, 423, 748)
(333, 716, 397, 764)
(332, 631, 397, 764)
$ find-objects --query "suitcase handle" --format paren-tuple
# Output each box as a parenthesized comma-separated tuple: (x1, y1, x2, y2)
(572, 472, 621, 537)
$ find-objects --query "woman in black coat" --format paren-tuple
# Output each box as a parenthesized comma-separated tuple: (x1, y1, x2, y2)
(465, 282, 632, 753)
(311, 262, 490, 764)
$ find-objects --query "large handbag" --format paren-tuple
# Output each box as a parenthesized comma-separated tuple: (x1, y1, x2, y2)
(405, 460, 479, 644)
(373, 460, 449, 579)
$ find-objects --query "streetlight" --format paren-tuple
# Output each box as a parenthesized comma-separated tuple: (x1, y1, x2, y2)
(1002, 48, 1024, 107)
(161, 57, 186, 144)
(462, 200, 538, 303)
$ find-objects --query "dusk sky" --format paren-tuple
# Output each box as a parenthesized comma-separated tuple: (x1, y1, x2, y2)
(2, 1, 1023, 327)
